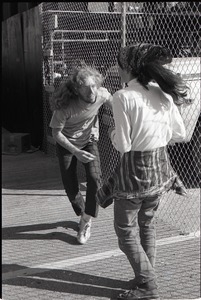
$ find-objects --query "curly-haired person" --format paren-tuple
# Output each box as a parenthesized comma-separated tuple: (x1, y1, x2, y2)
(96, 43, 193, 300)
(50, 64, 112, 244)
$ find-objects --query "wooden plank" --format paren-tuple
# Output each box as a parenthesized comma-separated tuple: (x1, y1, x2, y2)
(3, 14, 28, 133)
(22, 6, 43, 147)
(22, 7, 43, 87)
(2, 20, 10, 130)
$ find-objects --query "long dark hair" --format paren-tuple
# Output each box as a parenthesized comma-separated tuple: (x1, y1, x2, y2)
(117, 43, 193, 106)
(138, 62, 191, 105)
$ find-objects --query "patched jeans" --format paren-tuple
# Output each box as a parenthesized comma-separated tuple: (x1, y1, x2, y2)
(114, 195, 161, 284)
(56, 141, 102, 217)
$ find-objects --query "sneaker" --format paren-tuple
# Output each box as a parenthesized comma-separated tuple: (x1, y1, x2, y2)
(77, 214, 89, 229)
(117, 288, 160, 300)
(77, 218, 91, 244)
(117, 281, 160, 300)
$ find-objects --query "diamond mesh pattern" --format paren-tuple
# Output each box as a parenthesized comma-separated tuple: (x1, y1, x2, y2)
(40, 2, 200, 234)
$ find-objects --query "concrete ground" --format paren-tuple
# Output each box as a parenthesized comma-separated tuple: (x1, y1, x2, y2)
(2, 151, 200, 300)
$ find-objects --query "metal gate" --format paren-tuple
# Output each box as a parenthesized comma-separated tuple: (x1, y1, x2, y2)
(40, 2, 200, 235)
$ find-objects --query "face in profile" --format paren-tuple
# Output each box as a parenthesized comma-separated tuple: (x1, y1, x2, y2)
(77, 76, 98, 104)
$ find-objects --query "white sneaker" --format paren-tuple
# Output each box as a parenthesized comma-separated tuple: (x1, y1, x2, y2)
(77, 218, 92, 244)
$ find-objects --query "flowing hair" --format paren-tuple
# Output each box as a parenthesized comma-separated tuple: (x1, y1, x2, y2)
(140, 62, 192, 105)
(117, 43, 193, 106)
(50, 64, 103, 111)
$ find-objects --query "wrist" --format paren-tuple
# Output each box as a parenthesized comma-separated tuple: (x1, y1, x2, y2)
(72, 147, 80, 156)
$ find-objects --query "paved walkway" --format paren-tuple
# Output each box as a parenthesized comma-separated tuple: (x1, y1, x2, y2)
(2, 151, 200, 300)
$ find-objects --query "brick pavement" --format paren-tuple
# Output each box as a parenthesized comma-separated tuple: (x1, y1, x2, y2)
(2, 152, 201, 300)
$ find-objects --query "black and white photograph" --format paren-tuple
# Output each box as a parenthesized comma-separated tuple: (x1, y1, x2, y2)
(2, 2, 200, 300)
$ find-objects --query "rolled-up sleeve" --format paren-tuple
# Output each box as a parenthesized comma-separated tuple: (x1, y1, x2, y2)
(110, 93, 131, 153)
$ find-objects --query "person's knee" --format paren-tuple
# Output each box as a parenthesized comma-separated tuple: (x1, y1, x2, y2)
(138, 210, 155, 227)
(138, 217, 154, 228)
(114, 221, 138, 240)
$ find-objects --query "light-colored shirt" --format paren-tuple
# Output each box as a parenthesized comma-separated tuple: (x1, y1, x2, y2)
(110, 79, 186, 154)
(49, 87, 112, 148)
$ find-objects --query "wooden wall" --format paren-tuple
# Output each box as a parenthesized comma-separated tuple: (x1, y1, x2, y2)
(2, 6, 43, 147)
(2, 2, 42, 21)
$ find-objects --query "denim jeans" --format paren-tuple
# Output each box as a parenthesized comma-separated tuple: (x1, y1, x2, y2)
(114, 195, 160, 284)
(56, 141, 102, 217)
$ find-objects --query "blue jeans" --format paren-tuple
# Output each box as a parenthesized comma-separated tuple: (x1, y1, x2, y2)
(56, 141, 102, 217)
(114, 195, 160, 284)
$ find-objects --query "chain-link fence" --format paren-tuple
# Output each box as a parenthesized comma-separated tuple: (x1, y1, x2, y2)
(40, 2, 200, 235)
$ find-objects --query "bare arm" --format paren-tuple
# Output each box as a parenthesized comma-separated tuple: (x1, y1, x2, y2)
(52, 128, 95, 163)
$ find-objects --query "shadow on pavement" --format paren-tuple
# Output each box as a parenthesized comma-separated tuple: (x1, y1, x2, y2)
(3, 266, 129, 299)
(2, 221, 80, 245)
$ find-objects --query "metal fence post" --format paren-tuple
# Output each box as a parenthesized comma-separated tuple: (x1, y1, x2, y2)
(121, 2, 126, 47)
(121, 2, 126, 89)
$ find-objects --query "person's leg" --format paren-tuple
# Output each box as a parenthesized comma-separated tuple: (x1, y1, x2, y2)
(83, 141, 102, 218)
(56, 143, 85, 216)
(114, 198, 160, 299)
(77, 141, 102, 244)
(138, 195, 161, 268)
(114, 198, 156, 285)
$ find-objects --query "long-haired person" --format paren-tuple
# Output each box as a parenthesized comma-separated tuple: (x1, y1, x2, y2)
(50, 63, 112, 244)
(96, 43, 192, 300)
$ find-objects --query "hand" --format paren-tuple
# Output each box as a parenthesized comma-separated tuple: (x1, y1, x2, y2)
(74, 149, 95, 163)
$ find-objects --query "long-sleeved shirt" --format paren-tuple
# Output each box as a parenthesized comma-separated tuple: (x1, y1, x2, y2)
(110, 78, 186, 154)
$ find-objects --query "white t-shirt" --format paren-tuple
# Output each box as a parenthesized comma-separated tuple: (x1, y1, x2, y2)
(49, 87, 112, 148)
(110, 78, 186, 153)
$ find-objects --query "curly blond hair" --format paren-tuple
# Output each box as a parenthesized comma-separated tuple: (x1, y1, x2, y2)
(50, 64, 103, 111)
